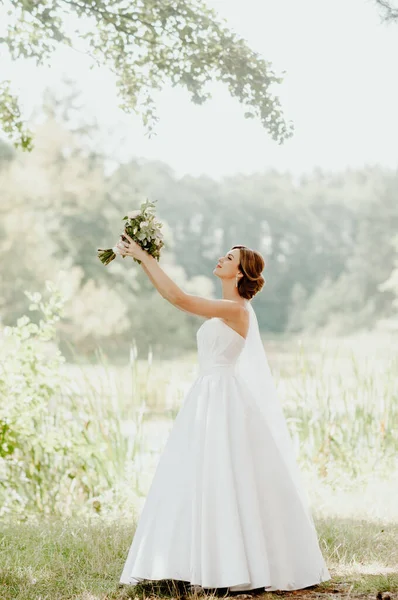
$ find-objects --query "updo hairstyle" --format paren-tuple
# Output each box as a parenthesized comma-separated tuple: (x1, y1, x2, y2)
(231, 245, 266, 300)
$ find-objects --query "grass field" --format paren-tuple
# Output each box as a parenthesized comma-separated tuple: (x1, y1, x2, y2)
(1, 515, 397, 600)
(1, 330, 397, 600)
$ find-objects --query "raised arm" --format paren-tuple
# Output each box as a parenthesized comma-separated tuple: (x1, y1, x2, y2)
(117, 234, 244, 321)
(142, 255, 244, 319)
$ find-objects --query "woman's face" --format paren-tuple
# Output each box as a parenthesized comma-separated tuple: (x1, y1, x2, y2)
(213, 248, 241, 279)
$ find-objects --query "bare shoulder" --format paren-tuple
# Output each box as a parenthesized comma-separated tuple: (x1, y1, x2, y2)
(222, 303, 250, 339)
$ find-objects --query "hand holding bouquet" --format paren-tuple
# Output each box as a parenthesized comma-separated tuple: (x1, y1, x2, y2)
(97, 199, 164, 266)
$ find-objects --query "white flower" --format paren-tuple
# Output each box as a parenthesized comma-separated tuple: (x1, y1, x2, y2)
(140, 221, 148, 228)
(127, 209, 141, 219)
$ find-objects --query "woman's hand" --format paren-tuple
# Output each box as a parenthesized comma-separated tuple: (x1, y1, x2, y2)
(116, 231, 148, 262)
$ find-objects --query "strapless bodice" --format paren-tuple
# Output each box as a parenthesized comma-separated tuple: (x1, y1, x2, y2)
(196, 318, 246, 377)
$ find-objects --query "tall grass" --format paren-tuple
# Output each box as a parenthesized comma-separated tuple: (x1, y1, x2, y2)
(1, 286, 397, 519)
(279, 336, 398, 481)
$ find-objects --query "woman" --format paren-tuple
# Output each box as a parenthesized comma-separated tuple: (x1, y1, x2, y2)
(116, 233, 331, 593)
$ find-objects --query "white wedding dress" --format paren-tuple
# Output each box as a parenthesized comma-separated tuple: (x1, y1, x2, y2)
(120, 307, 331, 591)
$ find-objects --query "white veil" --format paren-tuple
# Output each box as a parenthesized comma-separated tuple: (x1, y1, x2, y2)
(235, 301, 316, 525)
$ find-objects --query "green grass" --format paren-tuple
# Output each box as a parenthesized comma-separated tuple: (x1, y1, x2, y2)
(1, 515, 397, 600)
(1, 326, 398, 599)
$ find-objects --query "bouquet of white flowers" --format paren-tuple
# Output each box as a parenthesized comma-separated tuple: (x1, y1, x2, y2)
(97, 199, 164, 266)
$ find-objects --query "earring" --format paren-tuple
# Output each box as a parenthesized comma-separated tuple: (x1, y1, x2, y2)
(235, 275, 238, 287)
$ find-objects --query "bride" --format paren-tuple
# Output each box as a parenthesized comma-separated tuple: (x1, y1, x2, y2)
(116, 233, 331, 593)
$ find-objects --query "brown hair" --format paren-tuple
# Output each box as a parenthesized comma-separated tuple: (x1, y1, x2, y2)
(231, 245, 266, 300)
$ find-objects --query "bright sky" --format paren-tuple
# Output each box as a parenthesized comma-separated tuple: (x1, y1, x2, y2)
(1, 0, 398, 179)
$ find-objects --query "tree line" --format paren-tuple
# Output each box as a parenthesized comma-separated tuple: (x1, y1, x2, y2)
(0, 92, 397, 359)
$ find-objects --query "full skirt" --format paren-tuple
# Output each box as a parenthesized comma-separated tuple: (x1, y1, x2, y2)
(120, 372, 331, 591)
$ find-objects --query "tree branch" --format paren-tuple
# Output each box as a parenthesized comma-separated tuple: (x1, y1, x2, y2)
(375, 0, 398, 21)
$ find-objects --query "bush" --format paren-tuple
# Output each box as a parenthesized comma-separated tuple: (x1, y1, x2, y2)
(0, 282, 143, 518)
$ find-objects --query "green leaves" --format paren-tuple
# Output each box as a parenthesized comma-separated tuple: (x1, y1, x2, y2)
(0, 0, 292, 149)
(0, 81, 33, 151)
